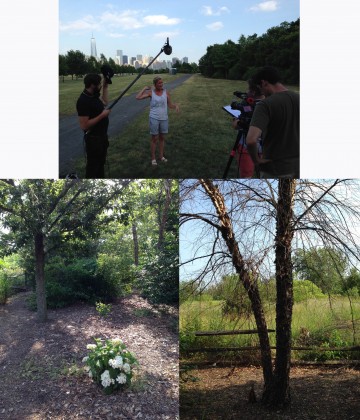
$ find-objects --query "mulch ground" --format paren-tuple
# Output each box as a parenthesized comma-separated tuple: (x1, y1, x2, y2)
(0, 292, 179, 420)
(180, 364, 360, 419)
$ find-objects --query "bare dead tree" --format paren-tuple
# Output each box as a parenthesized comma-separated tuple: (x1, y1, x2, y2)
(180, 178, 360, 407)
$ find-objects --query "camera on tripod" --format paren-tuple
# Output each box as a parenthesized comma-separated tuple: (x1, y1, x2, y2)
(230, 91, 256, 132)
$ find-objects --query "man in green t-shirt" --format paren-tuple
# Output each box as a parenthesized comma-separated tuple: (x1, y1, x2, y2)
(246, 66, 299, 178)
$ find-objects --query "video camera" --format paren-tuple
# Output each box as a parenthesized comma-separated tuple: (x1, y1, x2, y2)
(231, 91, 256, 132)
(101, 64, 114, 84)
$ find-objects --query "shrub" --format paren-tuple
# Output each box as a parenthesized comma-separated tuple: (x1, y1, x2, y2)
(83, 337, 138, 394)
(95, 301, 112, 317)
(0, 271, 9, 305)
(137, 245, 178, 305)
(293, 280, 325, 302)
(44, 258, 120, 308)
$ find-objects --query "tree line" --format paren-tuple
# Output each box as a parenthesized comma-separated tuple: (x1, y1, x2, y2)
(59, 50, 199, 81)
(199, 19, 299, 84)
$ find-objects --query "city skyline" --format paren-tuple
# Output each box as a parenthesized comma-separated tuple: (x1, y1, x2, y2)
(59, 0, 300, 64)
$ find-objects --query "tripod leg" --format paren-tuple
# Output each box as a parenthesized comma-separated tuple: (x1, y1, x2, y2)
(223, 130, 243, 179)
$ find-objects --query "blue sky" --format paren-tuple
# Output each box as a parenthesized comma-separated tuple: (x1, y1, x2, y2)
(59, 0, 299, 64)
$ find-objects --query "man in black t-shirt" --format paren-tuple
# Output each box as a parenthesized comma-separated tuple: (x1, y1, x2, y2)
(76, 73, 111, 178)
(246, 66, 299, 178)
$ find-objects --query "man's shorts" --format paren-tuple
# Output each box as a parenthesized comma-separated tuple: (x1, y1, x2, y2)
(149, 117, 168, 135)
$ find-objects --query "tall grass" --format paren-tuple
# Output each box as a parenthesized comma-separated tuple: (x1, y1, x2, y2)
(180, 296, 360, 360)
(61, 74, 263, 178)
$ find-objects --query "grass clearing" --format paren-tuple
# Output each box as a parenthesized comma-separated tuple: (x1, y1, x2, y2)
(63, 74, 289, 178)
(180, 296, 360, 360)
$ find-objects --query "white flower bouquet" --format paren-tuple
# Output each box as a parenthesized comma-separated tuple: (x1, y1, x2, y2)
(83, 337, 138, 394)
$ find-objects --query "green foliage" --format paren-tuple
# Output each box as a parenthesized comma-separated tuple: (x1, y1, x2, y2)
(300, 329, 351, 362)
(43, 258, 120, 309)
(137, 244, 179, 305)
(83, 337, 138, 394)
(294, 247, 348, 294)
(199, 19, 299, 84)
(97, 253, 136, 295)
(0, 271, 9, 305)
(95, 301, 112, 317)
(293, 280, 325, 302)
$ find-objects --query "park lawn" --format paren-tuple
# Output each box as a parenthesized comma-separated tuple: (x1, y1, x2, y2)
(59, 73, 185, 116)
(65, 74, 252, 178)
(64, 74, 300, 178)
(98, 74, 250, 179)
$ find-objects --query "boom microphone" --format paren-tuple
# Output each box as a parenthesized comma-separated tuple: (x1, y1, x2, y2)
(163, 37, 172, 55)
(107, 37, 173, 110)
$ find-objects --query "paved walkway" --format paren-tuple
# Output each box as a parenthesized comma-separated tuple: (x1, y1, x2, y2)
(59, 74, 192, 177)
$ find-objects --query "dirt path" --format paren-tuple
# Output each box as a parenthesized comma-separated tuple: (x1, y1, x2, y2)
(180, 365, 360, 419)
(0, 292, 179, 419)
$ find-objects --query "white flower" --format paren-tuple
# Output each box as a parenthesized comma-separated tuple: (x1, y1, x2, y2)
(100, 370, 112, 388)
(109, 355, 123, 368)
(122, 363, 131, 374)
(111, 337, 123, 345)
(86, 344, 96, 350)
(82, 356, 89, 363)
(116, 373, 127, 384)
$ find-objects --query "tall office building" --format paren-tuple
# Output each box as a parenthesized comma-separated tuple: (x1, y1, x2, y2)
(116, 50, 123, 65)
(90, 34, 97, 58)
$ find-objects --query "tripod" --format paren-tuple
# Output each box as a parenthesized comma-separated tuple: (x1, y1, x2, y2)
(223, 129, 247, 179)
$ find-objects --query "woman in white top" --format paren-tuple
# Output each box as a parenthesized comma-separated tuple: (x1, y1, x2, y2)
(136, 77, 179, 166)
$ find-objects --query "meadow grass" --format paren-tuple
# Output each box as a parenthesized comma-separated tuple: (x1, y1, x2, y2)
(61, 74, 277, 178)
(180, 296, 360, 359)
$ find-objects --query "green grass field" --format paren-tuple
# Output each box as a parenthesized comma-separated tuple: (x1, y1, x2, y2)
(60, 74, 301, 178)
(180, 296, 360, 361)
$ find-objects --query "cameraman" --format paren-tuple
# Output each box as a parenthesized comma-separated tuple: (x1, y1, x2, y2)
(231, 80, 264, 178)
(246, 66, 299, 178)
(76, 73, 111, 178)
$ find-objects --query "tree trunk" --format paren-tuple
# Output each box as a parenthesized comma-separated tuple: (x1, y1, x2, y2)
(34, 233, 47, 322)
(157, 179, 172, 249)
(200, 179, 274, 389)
(262, 179, 296, 406)
(132, 222, 139, 266)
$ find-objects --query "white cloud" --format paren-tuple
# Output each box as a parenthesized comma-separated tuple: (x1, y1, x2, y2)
(206, 21, 224, 31)
(142, 15, 181, 26)
(60, 9, 181, 33)
(100, 10, 144, 30)
(201, 6, 230, 16)
(59, 15, 99, 32)
(250, 1, 278, 12)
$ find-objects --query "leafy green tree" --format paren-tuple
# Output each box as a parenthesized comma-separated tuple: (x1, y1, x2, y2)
(0, 179, 131, 321)
(66, 50, 88, 79)
(293, 247, 348, 294)
(198, 19, 299, 83)
(59, 54, 68, 82)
